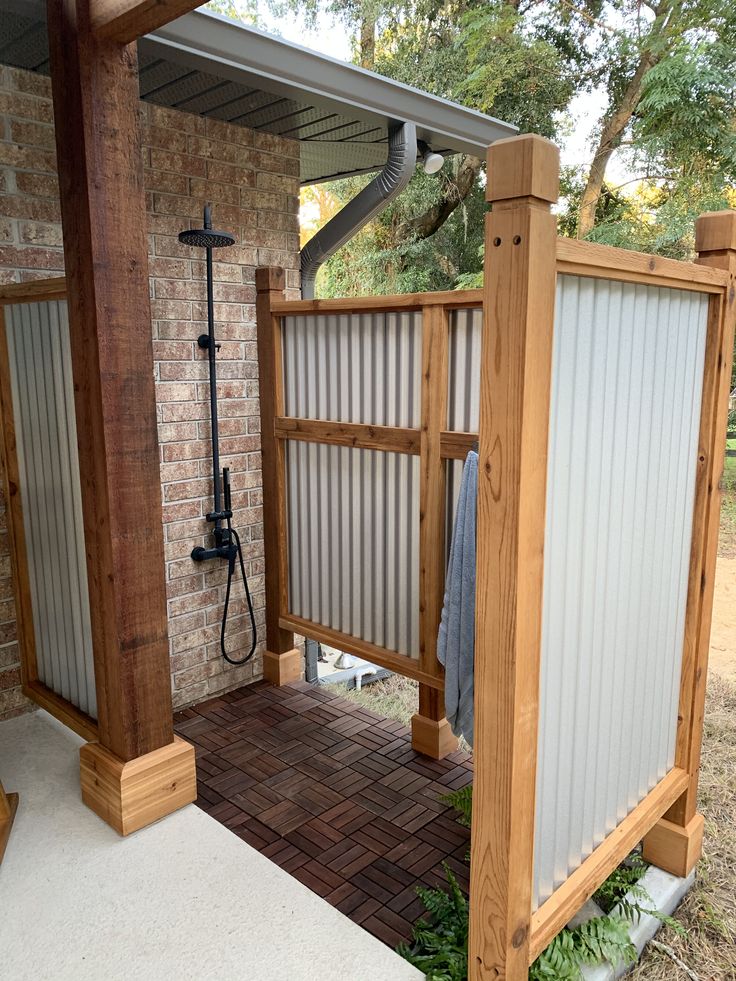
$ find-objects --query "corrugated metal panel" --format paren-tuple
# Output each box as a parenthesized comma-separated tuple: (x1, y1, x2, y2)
(282, 311, 422, 657)
(286, 444, 420, 657)
(282, 311, 422, 426)
(533, 276, 708, 909)
(446, 307, 482, 557)
(5, 300, 96, 720)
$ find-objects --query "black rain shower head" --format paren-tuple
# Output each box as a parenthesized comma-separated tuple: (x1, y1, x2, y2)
(178, 203, 235, 250)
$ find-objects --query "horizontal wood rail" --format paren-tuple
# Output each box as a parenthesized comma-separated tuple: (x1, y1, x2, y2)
(274, 417, 478, 461)
(24, 680, 98, 742)
(280, 613, 444, 690)
(556, 238, 729, 294)
(0, 277, 67, 304)
(272, 287, 482, 316)
(530, 767, 689, 961)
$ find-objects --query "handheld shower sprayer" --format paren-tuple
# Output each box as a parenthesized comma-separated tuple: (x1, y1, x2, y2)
(180, 205, 257, 666)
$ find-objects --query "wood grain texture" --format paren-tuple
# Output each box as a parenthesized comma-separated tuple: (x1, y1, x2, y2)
(642, 813, 705, 877)
(0, 781, 19, 866)
(658, 211, 736, 833)
(48, 0, 173, 761)
(24, 679, 98, 742)
(89, 0, 201, 44)
(80, 735, 196, 835)
(440, 430, 478, 460)
(468, 134, 559, 981)
(530, 768, 689, 960)
(271, 288, 483, 315)
(275, 417, 421, 455)
(262, 647, 303, 686)
(256, 267, 295, 661)
(0, 278, 67, 303)
(556, 237, 728, 294)
(175, 679, 474, 946)
(280, 614, 444, 690)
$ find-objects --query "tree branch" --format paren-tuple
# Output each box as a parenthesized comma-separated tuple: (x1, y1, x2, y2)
(397, 155, 482, 242)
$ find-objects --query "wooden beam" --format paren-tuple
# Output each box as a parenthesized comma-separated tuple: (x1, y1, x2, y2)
(411, 302, 455, 759)
(280, 613, 444, 690)
(556, 237, 729, 294)
(47, 0, 181, 781)
(275, 417, 420, 455)
(0, 278, 67, 303)
(271, 288, 483, 315)
(468, 134, 560, 981)
(643, 211, 736, 874)
(0, 780, 19, 866)
(531, 767, 689, 961)
(256, 267, 297, 684)
(89, 0, 202, 45)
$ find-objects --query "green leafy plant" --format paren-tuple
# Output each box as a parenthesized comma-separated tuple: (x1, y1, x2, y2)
(397, 866, 469, 981)
(401, 787, 680, 980)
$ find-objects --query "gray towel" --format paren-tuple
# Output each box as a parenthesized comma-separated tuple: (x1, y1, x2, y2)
(437, 451, 477, 746)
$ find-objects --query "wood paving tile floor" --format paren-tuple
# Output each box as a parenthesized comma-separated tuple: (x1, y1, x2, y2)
(174, 679, 473, 950)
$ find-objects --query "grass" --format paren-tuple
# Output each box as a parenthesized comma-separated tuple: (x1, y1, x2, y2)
(722, 437, 736, 558)
(334, 673, 418, 726)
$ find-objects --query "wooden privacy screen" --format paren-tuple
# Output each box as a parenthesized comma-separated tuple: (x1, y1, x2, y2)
(256, 275, 483, 728)
(469, 136, 736, 980)
(0, 278, 97, 740)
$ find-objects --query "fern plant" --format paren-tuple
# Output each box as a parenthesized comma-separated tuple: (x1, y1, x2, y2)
(399, 786, 681, 980)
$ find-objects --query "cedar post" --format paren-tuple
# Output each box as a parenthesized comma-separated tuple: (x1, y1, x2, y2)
(643, 211, 736, 875)
(412, 302, 457, 759)
(46, 0, 195, 833)
(0, 780, 19, 865)
(256, 267, 301, 685)
(468, 135, 559, 981)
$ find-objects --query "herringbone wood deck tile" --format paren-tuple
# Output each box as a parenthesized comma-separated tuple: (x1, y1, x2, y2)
(174, 679, 472, 950)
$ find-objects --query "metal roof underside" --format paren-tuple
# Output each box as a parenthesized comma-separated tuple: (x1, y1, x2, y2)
(0, 3, 516, 184)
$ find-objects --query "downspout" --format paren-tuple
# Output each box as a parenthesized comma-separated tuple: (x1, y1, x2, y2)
(300, 122, 417, 299)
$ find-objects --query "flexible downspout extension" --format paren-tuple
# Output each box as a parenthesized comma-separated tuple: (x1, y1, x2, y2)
(300, 122, 418, 299)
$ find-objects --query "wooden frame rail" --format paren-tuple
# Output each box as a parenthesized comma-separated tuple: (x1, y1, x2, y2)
(0, 277, 98, 741)
(468, 136, 736, 980)
(257, 276, 483, 758)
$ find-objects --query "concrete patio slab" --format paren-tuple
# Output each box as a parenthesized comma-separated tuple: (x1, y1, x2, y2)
(0, 710, 422, 981)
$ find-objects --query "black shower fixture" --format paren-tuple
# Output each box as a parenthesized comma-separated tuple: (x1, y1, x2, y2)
(180, 204, 257, 665)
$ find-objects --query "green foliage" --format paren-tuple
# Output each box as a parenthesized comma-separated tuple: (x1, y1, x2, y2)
(397, 866, 469, 981)
(530, 915, 637, 980)
(442, 784, 473, 827)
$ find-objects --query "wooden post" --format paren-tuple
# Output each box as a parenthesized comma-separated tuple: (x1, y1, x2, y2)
(0, 780, 19, 865)
(256, 267, 301, 685)
(468, 135, 559, 981)
(47, 0, 195, 832)
(643, 211, 736, 876)
(412, 302, 457, 759)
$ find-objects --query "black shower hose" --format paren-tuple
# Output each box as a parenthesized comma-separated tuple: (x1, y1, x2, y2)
(220, 518, 258, 665)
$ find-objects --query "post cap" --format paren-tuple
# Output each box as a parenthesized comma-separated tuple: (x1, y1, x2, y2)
(256, 266, 285, 292)
(486, 134, 560, 204)
(695, 211, 736, 254)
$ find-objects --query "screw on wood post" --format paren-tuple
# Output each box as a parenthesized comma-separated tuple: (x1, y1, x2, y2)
(469, 134, 560, 981)
(256, 267, 301, 685)
(643, 210, 736, 876)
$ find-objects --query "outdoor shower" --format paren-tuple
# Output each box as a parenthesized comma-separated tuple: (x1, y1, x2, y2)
(179, 205, 257, 665)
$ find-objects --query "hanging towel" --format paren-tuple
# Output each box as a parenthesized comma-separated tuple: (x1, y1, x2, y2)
(437, 450, 477, 746)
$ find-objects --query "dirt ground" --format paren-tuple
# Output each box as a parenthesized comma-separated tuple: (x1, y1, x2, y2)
(708, 556, 736, 684)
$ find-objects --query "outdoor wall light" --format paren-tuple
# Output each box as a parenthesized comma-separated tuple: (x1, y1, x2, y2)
(418, 140, 444, 174)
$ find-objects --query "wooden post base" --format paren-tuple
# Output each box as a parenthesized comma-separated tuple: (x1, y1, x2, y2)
(642, 812, 704, 878)
(263, 648, 303, 686)
(80, 736, 197, 836)
(411, 712, 458, 760)
(0, 790, 19, 865)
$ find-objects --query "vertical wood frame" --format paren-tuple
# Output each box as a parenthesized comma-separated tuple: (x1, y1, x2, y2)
(643, 211, 736, 871)
(468, 134, 560, 981)
(48, 0, 175, 763)
(255, 267, 299, 685)
(0, 281, 98, 741)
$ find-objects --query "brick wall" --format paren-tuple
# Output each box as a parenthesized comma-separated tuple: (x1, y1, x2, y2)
(0, 65, 301, 721)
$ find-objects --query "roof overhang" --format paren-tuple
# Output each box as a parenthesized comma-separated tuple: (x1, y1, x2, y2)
(0, 2, 517, 184)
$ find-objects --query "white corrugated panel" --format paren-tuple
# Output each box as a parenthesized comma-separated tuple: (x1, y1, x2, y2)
(282, 311, 421, 426)
(286, 444, 420, 657)
(533, 275, 708, 909)
(5, 299, 96, 719)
